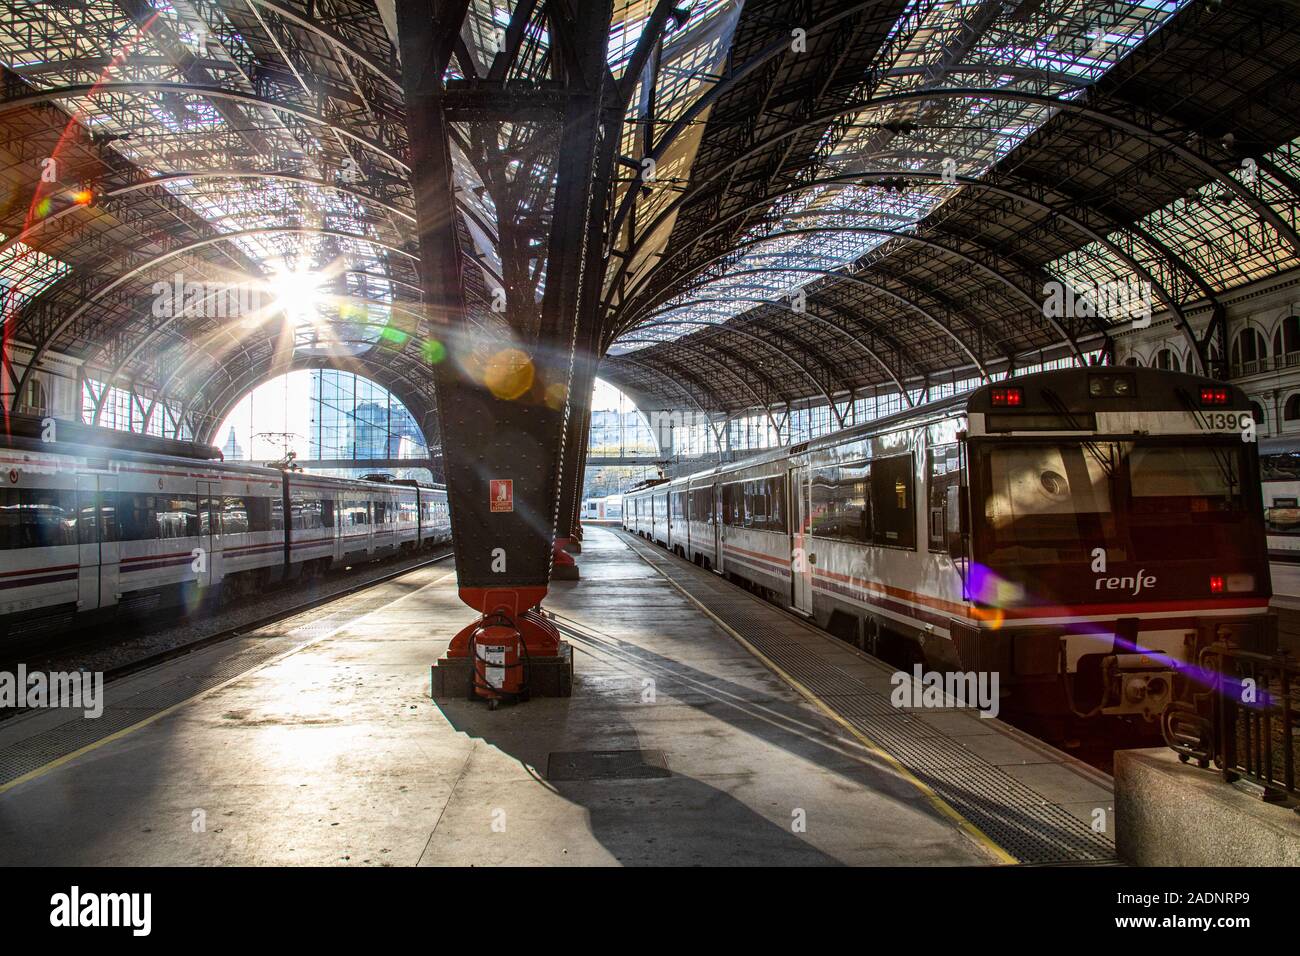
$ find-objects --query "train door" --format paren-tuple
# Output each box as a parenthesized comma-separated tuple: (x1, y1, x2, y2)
(196, 480, 221, 589)
(715, 484, 726, 574)
(789, 465, 813, 615)
(98, 474, 120, 608)
(711, 483, 722, 569)
(75, 474, 100, 611)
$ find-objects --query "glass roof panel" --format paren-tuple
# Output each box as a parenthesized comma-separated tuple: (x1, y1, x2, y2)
(613, 0, 1191, 354)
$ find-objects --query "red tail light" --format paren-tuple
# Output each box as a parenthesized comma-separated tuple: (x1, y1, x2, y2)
(991, 386, 1023, 407)
(1199, 386, 1230, 406)
(1209, 575, 1225, 594)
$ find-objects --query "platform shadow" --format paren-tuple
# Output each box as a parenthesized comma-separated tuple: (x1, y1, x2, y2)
(431, 611, 1110, 866)
(431, 687, 849, 866)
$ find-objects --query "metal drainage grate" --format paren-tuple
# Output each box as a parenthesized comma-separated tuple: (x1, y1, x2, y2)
(0, 710, 145, 784)
(547, 749, 670, 782)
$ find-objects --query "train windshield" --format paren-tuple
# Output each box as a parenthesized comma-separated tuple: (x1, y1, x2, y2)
(974, 439, 1253, 568)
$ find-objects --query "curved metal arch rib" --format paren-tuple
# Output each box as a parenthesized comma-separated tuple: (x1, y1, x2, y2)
(625, 319, 839, 411)
(181, 327, 438, 436)
(0, 169, 418, 261)
(605, 354, 722, 426)
(89, 290, 426, 425)
(239, 0, 403, 91)
(653, 170, 1206, 367)
(191, 352, 439, 448)
(0, 83, 410, 171)
(618, 339, 785, 439)
(621, 225, 1085, 364)
(606, 87, 1300, 319)
(628, 295, 920, 406)
(652, 265, 989, 378)
(11, 226, 418, 413)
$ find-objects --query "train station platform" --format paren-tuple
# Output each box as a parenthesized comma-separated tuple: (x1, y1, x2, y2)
(0, 527, 1114, 866)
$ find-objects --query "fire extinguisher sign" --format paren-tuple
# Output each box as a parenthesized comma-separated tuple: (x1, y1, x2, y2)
(490, 479, 514, 513)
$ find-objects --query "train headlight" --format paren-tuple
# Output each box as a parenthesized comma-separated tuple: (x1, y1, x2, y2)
(1087, 373, 1134, 396)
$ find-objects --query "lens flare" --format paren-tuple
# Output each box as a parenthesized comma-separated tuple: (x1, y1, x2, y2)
(422, 338, 447, 364)
(484, 347, 534, 400)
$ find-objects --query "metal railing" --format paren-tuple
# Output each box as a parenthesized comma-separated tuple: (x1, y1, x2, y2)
(1164, 642, 1300, 807)
(1229, 352, 1300, 379)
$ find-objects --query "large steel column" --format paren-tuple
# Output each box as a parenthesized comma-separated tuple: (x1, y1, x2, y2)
(397, 0, 615, 699)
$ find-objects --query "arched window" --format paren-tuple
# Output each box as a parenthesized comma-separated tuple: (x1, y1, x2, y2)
(1285, 394, 1300, 422)
(1252, 401, 1267, 431)
(215, 369, 432, 480)
(1231, 328, 1267, 375)
(1276, 316, 1300, 366)
(1121, 355, 1140, 367)
(1154, 348, 1180, 371)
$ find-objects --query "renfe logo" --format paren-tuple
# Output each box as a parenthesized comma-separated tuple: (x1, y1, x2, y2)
(50, 886, 151, 936)
(1095, 569, 1157, 596)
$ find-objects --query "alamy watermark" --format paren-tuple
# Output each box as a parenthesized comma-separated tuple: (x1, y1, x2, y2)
(0, 666, 103, 718)
(151, 272, 264, 319)
(890, 665, 1000, 719)
(50, 887, 151, 936)
(1042, 278, 1152, 328)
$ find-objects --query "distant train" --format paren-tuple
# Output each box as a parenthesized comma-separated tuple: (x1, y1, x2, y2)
(582, 494, 623, 521)
(0, 423, 450, 640)
(624, 368, 1274, 723)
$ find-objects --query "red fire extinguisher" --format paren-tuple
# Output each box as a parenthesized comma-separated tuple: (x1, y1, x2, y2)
(467, 612, 529, 709)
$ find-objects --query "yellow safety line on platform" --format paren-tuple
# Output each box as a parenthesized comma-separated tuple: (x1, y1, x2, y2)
(626, 536, 1018, 866)
(0, 568, 456, 797)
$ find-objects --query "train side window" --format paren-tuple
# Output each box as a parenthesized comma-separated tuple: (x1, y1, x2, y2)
(222, 496, 249, 534)
(811, 462, 870, 542)
(321, 498, 335, 528)
(927, 444, 962, 553)
(0, 489, 20, 549)
(768, 475, 786, 533)
(871, 453, 916, 549)
(118, 492, 157, 541)
(154, 495, 199, 539)
(7, 488, 79, 548)
(247, 497, 273, 533)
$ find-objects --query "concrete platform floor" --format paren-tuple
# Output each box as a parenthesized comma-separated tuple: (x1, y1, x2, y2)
(0, 527, 1013, 866)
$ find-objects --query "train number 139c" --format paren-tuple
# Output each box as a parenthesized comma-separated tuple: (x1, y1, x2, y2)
(1200, 411, 1250, 431)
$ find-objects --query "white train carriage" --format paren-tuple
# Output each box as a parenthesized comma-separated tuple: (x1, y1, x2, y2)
(0, 444, 290, 623)
(626, 367, 1275, 721)
(199, 467, 290, 599)
(0, 430, 454, 638)
(417, 483, 452, 546)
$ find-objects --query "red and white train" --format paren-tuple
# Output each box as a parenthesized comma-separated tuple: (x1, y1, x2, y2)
(624, 367, 1275, 721)
(0, 420, 450, 640)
